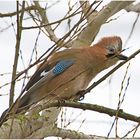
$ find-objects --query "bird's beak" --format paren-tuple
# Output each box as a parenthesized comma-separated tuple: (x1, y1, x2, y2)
(117, 54, 128, 60)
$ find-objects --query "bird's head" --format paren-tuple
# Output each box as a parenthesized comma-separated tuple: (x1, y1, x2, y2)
(97, 36, 128, 67)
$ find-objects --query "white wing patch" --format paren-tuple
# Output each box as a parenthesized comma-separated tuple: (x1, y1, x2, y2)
(40, 70, 49, 77)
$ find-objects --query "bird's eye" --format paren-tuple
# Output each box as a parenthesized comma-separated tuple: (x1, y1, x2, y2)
(108, 47, 116, 54)
(106, 46, 117, 58)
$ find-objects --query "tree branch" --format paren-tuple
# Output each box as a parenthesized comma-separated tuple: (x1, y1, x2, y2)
(0, 5, 36, 18)
(28, 126, 105, 139)
(79, 1, 98, 23)
(33, 1, 59, 43)
(33, 100, 140, 123)
(0, 116, 44, 138)
(1, 99, 140, 138)
(125, 2, 140, 13)
(72, 1, 133, 48)
(9, 1, 25, 107)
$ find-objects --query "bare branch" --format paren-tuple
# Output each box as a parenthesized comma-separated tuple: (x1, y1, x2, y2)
(27, 122, 105, 139)
(0, 115, 43, 138)
(79, 1, 98, 23)
(22, 10, 81, 30)
(125, 2, 140, 13)
(46, 127, 105, 139)
(124, 13, 139, 47)
(0, 110, 105, 139)
(33, 100, 140, 123)
(72, 1, 134, 48)
(0, 5, 36, 18)
(33, 1, 59, 43)
(9, 1, 25, 107)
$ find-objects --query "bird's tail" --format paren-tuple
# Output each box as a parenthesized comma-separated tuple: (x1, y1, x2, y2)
(0, 95, 30, 126)
(0, 108, 9, 126)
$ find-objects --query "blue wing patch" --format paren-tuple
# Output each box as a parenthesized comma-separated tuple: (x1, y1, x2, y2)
(25, 59, 74, 91)
(53, 59, 74, 75)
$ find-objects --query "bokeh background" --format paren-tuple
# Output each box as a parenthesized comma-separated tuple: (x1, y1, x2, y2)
(0, 0, 140, 138)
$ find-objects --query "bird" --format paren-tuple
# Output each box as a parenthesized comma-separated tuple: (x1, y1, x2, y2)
(0, 36, 128, 120)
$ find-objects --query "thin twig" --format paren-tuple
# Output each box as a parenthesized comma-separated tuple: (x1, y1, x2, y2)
(9, 1, 25, 107)
(124, 13, 139, 47)
(107, 63, 131, 137)
(34, 1, 59, 43)
(122, 123, 140, 138)
(8, 2, 26, 138)
(0, 5, 36, 18)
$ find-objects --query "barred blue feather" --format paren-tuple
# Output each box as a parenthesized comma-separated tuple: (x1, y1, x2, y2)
(53, 60, 74, 75)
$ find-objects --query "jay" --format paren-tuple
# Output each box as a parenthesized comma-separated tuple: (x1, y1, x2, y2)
(1, 36, 128, 118)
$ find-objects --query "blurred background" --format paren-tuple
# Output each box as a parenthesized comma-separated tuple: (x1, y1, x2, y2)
(0, 0, 140, 138)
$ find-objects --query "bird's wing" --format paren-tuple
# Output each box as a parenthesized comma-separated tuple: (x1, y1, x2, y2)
(25, 48, 81, 91)
(17, 59, 75, 110)
(16, 48, 84, 111)
(26, 59, 75, 91)
(25, 63, 52, 91)
(28, 59, 75, 91)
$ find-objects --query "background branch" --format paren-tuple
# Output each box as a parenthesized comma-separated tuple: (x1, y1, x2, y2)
(33, 100, 140, 123)
(9, 1, 25, 107)
(125, 2, 140, 13)
(0, 5, 36, 18)
(72, 1, 133, 48)
(79, 0, 98, 23)
(0, 0, 138, 139)
(33, 1, 59, 43)
(0, 99, 140, 138)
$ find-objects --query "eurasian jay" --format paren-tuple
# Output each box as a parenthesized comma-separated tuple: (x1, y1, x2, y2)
(1, 36, 128, 117)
